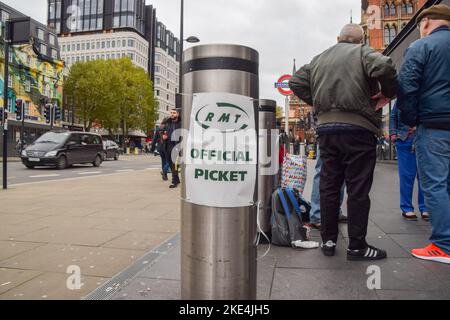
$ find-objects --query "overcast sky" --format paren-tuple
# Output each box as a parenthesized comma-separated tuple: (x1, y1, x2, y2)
(3, 0, 362, 107)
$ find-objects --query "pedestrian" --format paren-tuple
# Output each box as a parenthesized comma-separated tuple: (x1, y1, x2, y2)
(289, 23, 398, 260)
(150, 119, 170, 181)
(397, 4, 450, 264)
(164, 108, 182, 189)
(389, 103, 429, 221)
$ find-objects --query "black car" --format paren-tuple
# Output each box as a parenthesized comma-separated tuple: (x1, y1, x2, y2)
(21, 131, 104, 170)
(102, 140, 120, 161)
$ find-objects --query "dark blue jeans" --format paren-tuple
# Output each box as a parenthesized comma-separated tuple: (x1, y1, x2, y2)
(415, 125, 450, 254)
(396, 138, 426, 213)
(159, 150, 170, 174)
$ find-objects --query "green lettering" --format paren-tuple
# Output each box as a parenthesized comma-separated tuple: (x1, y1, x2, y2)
(239, 171, 247, 181)
(218, 171, 229, 182)
(205, 113, 214, 122)
(218, 113, 230, 123)
(195, 169, 204, 179)
(210, 171, 218, 181)
(230, 171, 239, 182)
(191, 149, 199, 159)
(234, 114, 242, 123)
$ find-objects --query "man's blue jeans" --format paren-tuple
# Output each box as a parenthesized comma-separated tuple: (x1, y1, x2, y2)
(415, 125, 450, 254)
(310, 147, 345, 224)
(160, 150, 170, 174)
(396, 137, 426, 213)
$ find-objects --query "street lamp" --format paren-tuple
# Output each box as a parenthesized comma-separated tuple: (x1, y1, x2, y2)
(177, 0, 200, 110)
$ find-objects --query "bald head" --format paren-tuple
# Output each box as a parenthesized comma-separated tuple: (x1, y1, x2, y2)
(338, 24, 365, 44)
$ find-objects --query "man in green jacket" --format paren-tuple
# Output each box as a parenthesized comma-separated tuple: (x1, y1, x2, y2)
(289, 23, 397, 261)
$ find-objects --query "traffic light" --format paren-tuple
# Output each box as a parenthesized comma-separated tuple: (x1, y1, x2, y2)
(44, 104, 52, 124)
(54, 106, 61, 121)
(15, 99, 23, 121)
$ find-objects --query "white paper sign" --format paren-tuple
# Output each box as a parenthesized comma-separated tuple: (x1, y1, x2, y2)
(185, 92, 257, 208)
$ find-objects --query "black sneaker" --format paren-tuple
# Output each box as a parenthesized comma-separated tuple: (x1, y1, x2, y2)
(169, 183, 179, 189)
(161, 172, 168, 181)
(321, 240, 337, 257)
(347, 245, 387, 261)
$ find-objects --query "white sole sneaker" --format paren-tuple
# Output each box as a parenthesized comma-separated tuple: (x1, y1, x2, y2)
(411, 253, 450, 264)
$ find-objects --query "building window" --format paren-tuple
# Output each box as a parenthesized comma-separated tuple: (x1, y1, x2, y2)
(384, 25, 391, 46)
(49, 34, 56, 46)
(77, 43, 80, 51)
(40, 44, 47, 55)
(52, 49, 58, 59)
(390, 4, 396, 16)
(128, 39, 134, 47)
(1, 10, 10, 22)
(384, 3, 390, 17)
(401, 1, 408, 15)
(390, 25, 397, 42)
(407, 2, 413, 15)
(122, 39, 126, 47)
(86, 42, 90, 50)
(156, 90, 160, 96)
(37, 28, 45, 41)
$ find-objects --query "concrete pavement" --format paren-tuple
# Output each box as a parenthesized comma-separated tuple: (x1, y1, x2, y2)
(0, 159, 180, 300)
(107, 162, 450, 300)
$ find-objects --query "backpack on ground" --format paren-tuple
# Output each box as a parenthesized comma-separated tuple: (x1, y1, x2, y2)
(271, 187, 318, 249)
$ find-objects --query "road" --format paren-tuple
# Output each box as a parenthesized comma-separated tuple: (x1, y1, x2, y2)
(2, 155, 163, 186)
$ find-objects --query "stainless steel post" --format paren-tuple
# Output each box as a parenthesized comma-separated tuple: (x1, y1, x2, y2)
(181, 44, 259, 300)
(258, 99, 276, 238)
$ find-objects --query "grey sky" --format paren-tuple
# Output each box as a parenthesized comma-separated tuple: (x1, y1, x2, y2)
(2, 0, 362, 107)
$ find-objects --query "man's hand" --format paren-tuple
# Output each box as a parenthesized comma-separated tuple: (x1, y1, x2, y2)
(371, 92, 391, 111)
(389, 134, 397, 143)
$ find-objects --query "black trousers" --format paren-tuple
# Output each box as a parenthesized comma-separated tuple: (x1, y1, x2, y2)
(318, 131, 377, 250)
(166, 145, 180, 185)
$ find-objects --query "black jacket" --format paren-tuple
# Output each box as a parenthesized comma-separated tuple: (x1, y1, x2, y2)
(165, 117, 182, 150)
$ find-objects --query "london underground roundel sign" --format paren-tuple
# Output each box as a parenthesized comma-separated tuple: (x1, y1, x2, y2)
(275, 74, 293, 96)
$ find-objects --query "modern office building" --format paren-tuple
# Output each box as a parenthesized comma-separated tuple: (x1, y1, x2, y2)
(49, 0, 157, 73)
(0, 1, 65, 155)
(154, 21, 180, 122)
(48, 0, 180, 124)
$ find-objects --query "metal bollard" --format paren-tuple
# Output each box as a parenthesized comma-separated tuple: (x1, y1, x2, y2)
(181, 44, 259, 300)
(258, 99, 276, 240)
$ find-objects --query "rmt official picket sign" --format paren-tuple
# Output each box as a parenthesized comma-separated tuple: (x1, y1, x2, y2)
(180, 44, 259, 300)
(185, 92, 257, 207)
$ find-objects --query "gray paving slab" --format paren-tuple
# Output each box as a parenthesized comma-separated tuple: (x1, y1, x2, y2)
(104, 161, 450, 300)
(270, 268, 379, 300)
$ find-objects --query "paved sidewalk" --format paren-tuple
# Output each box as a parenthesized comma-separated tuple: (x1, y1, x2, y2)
(0, 165, 180, 299)
(108, 162, 450, 300)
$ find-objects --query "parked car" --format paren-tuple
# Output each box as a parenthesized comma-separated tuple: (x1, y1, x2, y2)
(102, 140, 120, 161)
(21, 131, 104, 170)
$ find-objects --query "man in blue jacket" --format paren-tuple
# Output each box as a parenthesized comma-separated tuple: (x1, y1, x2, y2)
(397, 4, 450, 264)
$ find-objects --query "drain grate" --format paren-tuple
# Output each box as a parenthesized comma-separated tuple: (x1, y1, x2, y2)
(83, 233, 180, 300)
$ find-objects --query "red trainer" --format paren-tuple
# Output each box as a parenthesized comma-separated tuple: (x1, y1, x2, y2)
(411, 243, 450, 264)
